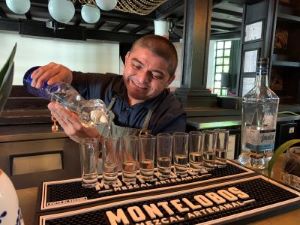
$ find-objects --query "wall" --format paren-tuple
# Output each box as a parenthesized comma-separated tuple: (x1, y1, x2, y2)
(0, 31, 120, 85)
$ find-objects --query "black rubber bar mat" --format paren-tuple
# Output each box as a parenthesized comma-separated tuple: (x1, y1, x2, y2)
(39, 160, 254, 211)
(38, 175, 300, 225)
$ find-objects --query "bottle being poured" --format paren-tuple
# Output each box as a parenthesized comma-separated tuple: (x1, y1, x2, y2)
(23, 66, 112, 137)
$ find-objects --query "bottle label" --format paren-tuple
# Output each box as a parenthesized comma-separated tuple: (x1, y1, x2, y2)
(245, 128, 276, 151)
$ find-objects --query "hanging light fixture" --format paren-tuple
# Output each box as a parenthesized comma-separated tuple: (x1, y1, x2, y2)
(48, 0, 75, 24)
(154, 19, 169, 39)
(5, 0, 31, 14)
(81, 4, 101, 24)
(95, 0, 118, 11)
(115, 0, 167, 15)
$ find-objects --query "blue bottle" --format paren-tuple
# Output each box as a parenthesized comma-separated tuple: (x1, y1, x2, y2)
(23, 66, 111, 131)
(23, 66, 51, 99)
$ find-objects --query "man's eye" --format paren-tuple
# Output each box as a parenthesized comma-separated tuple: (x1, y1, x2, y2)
(132, 62, 142, 70)
(152, 73, 163, 80)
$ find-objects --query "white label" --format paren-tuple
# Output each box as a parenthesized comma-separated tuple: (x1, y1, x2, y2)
(245, 127, 276, 152)
(243, 50, 258, 73)
(289, 127, 295, 134)
(245, 21, 262, 42)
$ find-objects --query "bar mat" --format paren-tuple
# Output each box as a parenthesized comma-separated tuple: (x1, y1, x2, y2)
(38, 175, 300, 225)
(39, 160, 253, 211)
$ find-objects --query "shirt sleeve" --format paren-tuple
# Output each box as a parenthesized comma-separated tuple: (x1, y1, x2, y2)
(71, 71, 116, 100)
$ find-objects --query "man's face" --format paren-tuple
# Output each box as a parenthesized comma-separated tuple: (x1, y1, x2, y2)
(123, 47, 175, 104)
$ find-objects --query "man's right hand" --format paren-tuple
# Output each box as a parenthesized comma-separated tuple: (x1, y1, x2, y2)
(48, 102, 102, 143)
(31, 62, 73, 88)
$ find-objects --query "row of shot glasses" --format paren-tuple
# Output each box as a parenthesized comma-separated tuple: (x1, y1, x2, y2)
(80, 129, 229, 188)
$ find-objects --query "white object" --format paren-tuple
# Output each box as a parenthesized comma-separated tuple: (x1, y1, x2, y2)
(154, 19, 169, 38)
(245, 21, 263, 42)
(81, 4, 101, 24)
(0, 169, 24, 225)
(48, 0, 75, 24)
(6, 0, 30, 14)
(96, 0, 117, 11)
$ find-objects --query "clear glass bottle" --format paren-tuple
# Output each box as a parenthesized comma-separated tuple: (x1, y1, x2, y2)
(239, 58, 279, 170)
(23, 66, 111, 133)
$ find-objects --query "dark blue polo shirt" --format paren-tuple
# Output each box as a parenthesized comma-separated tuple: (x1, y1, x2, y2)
(71, 72, 186, 134)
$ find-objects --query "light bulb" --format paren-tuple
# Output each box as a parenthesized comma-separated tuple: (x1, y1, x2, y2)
(6, 0, 30, 14)
(95, 0, 117, 11)
(81, 4, 101, 24)
(48, 0, 75, 24)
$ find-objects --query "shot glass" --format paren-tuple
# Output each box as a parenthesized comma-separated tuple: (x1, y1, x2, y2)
(122, 135, 139, 185)
(102, 137, 121, 185)
(202, 130, 217, 170)
(157, 133, 173, 179)
(214, 129, 229, 167)
(189, 131, 204, 173)
(80, 138, 100, 188)
(173, 132, 189, 177)
(139, 134, 156, 182)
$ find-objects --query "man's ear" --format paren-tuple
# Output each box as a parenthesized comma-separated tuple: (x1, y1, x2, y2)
(167, 75, 175, 86)
(125, 51, 130, 65)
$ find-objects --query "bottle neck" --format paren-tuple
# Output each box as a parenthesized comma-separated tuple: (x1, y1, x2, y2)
(256, 66, 269, 88)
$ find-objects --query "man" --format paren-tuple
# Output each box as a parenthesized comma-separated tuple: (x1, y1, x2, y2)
(31, 34, 186, 142)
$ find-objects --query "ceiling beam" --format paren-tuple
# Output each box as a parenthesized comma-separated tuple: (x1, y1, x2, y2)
(112, 22, 127, 32)
(211, 17, 241, 26)
(213, 8, 243, 18)
(130, 24, 147, 34)
(0, 18, 142, 43)
(155, 0, 184, 19)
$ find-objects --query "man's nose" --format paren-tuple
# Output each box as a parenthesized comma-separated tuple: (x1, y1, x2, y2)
(136, 69, 151, 84)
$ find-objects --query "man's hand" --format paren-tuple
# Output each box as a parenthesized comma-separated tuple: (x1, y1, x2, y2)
(48, 102, 101, 143)
(31, 62, 73, 89)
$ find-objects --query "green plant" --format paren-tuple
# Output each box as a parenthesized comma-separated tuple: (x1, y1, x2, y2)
(0, 43, 17, 86)
(268, 139, 300, 176)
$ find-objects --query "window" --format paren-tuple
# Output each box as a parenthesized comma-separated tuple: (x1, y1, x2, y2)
(213, 40, 232, 96)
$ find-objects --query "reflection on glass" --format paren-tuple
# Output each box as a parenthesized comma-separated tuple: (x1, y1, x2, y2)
(216, 66, 223, 73)
(223, 66, 229, 73)
(215, 81, 221, 88)
(224, 49, 231, 56)
(217, 49, 223, 57)
(215, 73, 221, 81)
(217, 41, 224, 49)
(223, 57, 230, 64)
(216, 58, 223, 65)
(225, 41, 232, 48)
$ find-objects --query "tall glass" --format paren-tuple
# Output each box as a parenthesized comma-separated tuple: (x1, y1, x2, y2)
(189, 131, 204, 173)
(157, 133, 173, 179)
(203, 130, 217, 170)
(102, 137, 121, 185)
(122, 135, 139, 185)
(80, 138, 100, 188)
(173, 132, 189, 177)
(139, 134, 156, 182)
(214, 129, 229, 167)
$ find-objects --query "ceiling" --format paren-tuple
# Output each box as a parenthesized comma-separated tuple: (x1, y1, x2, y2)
(0, 0, 243, 43)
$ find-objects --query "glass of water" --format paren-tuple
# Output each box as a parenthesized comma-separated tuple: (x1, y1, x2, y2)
(122, 135, 139, 185)
(157, 133, 173, 179)
(189, 131, 204, 173)
(173, 132, 189, 177)
(80, 137, 100, 188)
(214, 129, 229, 167)
(102, 137, 121, 185)
(139, 134, 156, 182)
(203, 130, 217, 170)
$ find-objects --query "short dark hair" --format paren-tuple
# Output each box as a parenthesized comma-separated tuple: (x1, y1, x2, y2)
(131, 34, 178, 76)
